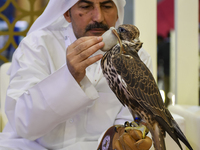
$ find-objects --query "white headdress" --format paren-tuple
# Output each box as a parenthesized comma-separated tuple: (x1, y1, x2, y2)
(28, 0, 126, 35)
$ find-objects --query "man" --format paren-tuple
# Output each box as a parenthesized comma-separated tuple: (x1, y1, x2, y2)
(0, 0, 153, 149)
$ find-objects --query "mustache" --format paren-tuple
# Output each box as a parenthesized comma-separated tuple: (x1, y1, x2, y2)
(85, 22, 109, 32)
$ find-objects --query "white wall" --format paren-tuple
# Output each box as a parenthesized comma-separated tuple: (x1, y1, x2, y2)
(124, 0, 199, 105)
(174, 0, 199, 105)
(133, 0, 157, 79)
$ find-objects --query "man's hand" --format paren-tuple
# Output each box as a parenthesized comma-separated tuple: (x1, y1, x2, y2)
(112, 125, 152, 150)
(66, 36, 104, 83)
(97, 123, 152, 150)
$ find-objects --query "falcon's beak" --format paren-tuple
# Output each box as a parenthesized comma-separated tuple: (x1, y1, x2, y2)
(112, 29, 125, 54)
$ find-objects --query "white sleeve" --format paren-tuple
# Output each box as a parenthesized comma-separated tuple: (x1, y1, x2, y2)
(114, 106, 133, 125)
(5, 39, 97, 141)
(97, 106, 132, 146)
(138, 48, 153, 74)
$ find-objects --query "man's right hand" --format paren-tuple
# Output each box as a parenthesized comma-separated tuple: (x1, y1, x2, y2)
(66, 36, 104, 83)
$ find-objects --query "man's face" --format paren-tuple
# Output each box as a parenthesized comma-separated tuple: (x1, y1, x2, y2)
(64, 0, 118, 39)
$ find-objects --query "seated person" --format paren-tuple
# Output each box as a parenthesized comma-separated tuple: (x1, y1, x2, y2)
(0, 0, 153, 149)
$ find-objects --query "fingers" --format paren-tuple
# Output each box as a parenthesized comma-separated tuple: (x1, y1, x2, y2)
(135, 136, 152, 150)
(125, 129, 152, 150)
(67, 36, 104, 66)
(113, 127, 152, 150)
(113, 126, 126, 150)
(120, 133, 138, 150)
(114, 133, 137, 150)
(67, 36, 104, 60)
(79, 51, 103, 68)
(127, 129, 143, 141)
(113, 140, 124, 150)
(66, 36, 104, 83)
(117, 133, 152, 150)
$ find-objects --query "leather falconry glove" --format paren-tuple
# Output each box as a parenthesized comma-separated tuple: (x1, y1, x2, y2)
(97, 121, 152, 150)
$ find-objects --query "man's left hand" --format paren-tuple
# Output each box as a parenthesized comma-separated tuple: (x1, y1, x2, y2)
(97, 123, 152, 150)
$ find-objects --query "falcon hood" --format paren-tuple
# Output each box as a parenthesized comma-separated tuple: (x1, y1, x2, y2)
(28, 0, 126, 35)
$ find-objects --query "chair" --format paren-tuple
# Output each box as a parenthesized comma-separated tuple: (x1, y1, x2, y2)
(0, 62, 11, 131)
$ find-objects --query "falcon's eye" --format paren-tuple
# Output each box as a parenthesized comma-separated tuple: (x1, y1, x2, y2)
(118, 27, 127, 33)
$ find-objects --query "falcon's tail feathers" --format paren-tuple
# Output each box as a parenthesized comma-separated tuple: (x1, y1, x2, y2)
(156, 117, 183, 150)
(172, 120, 193, 150)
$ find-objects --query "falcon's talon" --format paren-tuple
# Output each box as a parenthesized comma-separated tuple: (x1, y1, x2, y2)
(130, 121, 139, 127)
(140, 125, 148, 139)
(124, 121, 131, 127)
(124, 126, 135, 132)
(125, 125, 148, 139)
(124, 121, 147, 135)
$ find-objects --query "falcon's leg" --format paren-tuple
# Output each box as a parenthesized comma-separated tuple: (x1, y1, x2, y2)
(129, 109, 166, 150)
(148, 122, 166, 150)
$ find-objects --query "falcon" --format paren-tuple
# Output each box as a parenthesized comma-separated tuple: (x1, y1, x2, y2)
(100, 24, 193, 150)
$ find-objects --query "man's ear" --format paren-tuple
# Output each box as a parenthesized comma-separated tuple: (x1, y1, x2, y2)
(63, 10, 71, 22)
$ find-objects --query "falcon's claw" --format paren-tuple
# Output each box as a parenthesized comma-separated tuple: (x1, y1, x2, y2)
(125, 121, 149, 139)
(124, 121, 131, 127)
(124, 121, 139, 127)
(130, 121, 139, 127)
(137, 125, 148, 138)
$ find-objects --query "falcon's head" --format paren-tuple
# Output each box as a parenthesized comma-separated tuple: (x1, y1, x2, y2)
(111, 24, 143, 53)
(117, 24, 140, 43)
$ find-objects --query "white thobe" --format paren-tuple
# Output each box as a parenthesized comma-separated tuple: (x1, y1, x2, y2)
(0, 23, 153, 150)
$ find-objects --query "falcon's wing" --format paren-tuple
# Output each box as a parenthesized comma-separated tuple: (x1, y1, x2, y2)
(111, 46, 173, 130)
(112, 44, 194, 150)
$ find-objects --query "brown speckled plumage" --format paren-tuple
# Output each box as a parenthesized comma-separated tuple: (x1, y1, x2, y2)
(101, 24, 193, 150)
